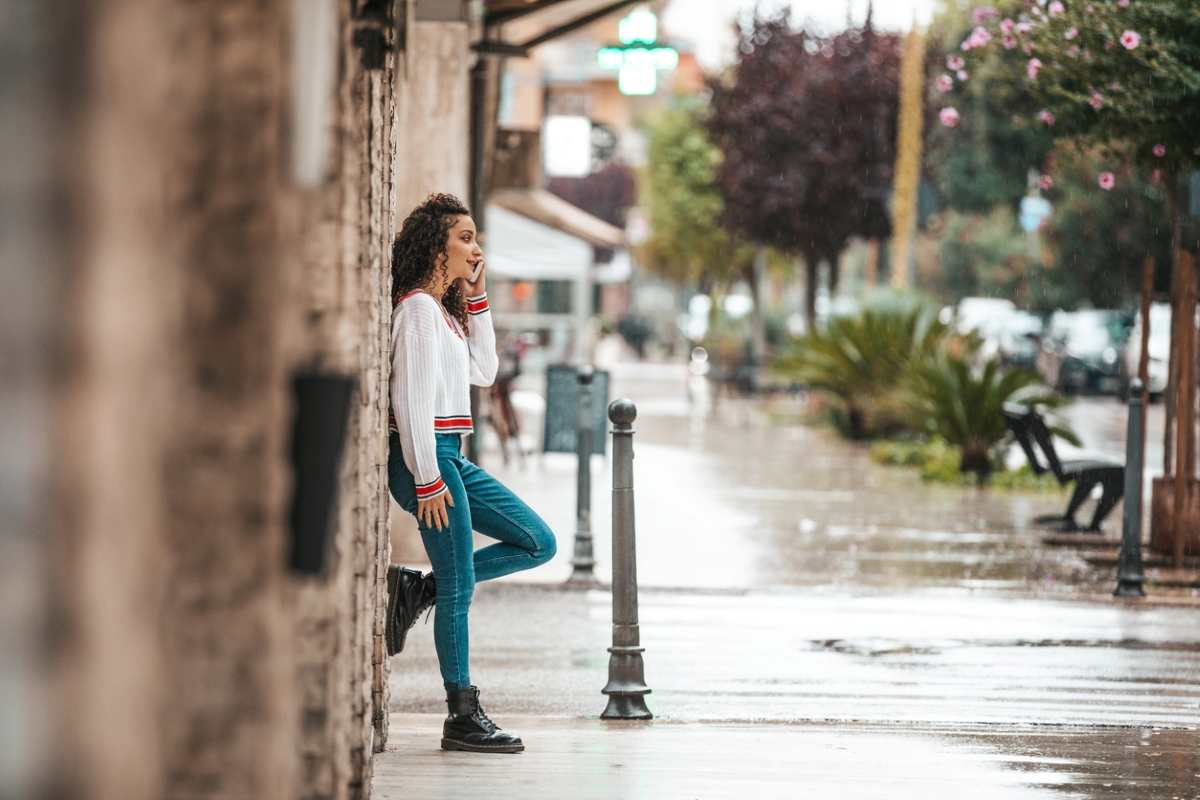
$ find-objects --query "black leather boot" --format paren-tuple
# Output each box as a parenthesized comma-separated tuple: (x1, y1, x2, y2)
(441, 687, 524, 753)
(385, 566, 436, 656)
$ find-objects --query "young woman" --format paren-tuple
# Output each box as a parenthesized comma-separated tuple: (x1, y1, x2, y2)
(385, 193, 557, 754)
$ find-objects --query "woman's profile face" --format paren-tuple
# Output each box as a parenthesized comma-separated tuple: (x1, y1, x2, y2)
(439, 215, 483, 284)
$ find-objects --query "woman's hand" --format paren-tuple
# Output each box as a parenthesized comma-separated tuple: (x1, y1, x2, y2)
(459, 259, 486, 297)
(417, 492, 454, 531)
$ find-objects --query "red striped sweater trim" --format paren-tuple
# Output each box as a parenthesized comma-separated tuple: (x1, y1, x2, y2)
(387, 414, 473, 434)
(466, 294, 489, 315)
(415, 477, 447, 499)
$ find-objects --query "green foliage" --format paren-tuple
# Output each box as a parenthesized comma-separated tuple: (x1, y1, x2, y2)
(933, 206, 1032, 302)
(870, 438, 1068, 490)
(638, 102, 750, 286)
(902, 354, 1070, 481)
(1037, 143, 1172, 311)
(773, 300, 951, 439)
(990, 463, 1069, 492)
(925, 1, 1056, 213)
(941, 0, 1200, 169)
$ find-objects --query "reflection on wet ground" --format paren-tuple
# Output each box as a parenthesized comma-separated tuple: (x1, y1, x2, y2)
(489, 364, 1156, 595)
(382, 359, 1200, 798)
(377, 715, 1200, 800)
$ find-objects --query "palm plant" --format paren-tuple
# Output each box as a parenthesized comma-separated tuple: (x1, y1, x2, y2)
(773, 301, 950, 438)
(903, 354, 1077, 481)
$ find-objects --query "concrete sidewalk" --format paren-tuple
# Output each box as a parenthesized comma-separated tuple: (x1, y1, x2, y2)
(374, 584, 1200, 799)
(374, 715, 1198, 799)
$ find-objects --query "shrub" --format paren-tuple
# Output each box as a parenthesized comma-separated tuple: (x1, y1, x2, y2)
(773, 300, 950, 439)
(902, 353, 1075, 482)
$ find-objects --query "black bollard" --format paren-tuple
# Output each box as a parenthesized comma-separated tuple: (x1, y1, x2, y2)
(568, 365, 598, 584)
(601, 399, 652, 720)
(1115, 378, 1147, 597)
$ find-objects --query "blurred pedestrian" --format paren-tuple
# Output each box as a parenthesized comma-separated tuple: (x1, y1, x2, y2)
(384, 194, 557, 753)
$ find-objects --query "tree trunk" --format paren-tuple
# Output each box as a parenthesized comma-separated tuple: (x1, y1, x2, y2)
(1164, 172, 1182, 476)
(804, 255, 819, 333)
(751, 245, 768, 371)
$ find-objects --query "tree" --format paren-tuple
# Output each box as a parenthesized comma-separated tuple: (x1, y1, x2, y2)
(705, 13, 902, 329)
(636, 101, 750, 287)
(925, 0, 1184, 310)
(1038, 143, 1173, 311)
(937, 0, 1200, 240)
(923, 3, 1056, 214)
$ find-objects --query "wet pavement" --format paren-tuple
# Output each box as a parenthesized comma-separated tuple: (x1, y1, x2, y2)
(376, 354, 1200, 799)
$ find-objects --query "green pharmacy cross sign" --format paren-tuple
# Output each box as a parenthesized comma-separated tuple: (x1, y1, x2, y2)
(597, 10, 678, 96)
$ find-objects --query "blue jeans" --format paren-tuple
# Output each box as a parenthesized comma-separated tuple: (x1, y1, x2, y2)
(388, 433, 557, 691)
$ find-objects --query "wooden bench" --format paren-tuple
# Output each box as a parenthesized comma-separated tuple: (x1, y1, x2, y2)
(1002, 403, 1124, 532)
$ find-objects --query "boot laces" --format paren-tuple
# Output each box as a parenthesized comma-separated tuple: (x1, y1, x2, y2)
(472, 693, 497, 732)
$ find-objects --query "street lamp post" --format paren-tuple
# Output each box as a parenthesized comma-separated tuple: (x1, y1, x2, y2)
(601, 398, 652, 719)
(568, 365, 597, 584)
(1115, 378, 1147, 597)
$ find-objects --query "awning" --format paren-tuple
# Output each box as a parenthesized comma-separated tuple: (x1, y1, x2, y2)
(483, 205, 593, 281)
(489, 188, 626, 248)
(479, 0, 642, 56)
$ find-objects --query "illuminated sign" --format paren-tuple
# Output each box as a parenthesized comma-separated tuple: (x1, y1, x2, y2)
(599, 11, 678, 96)
(619, 9, 657, 45)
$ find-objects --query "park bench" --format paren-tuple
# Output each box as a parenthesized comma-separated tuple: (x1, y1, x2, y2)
(1002, 403, 1124, 532)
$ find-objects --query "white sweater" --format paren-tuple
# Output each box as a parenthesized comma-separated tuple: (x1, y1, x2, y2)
(389, 290, 497, 500)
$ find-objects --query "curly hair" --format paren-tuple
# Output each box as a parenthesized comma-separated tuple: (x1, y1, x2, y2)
(391, 193, 473, 332)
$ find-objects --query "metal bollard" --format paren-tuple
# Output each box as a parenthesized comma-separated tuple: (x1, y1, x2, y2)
(601, 399, 652, 719)
(1115, 379, 1147, 597)
(568, 365, 598, 584)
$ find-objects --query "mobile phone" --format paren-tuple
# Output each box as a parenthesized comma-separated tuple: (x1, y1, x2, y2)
(470, 260, 484, 282)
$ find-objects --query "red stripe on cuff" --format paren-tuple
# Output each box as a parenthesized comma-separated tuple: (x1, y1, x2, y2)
(466, 295, 489, 314)
(415, 477, 446, 499)
(434, 417, 473, 429)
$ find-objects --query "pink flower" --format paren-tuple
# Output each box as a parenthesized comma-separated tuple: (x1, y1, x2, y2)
(961, 26, 993, 50)
(1067, 45, 1079, 58)
(940, 107, 961, 128)
(1090, 91, 1104, 109)
(1151, 169, 1162, 183)
(1039, 174, 1054, 190)
(957, 70, 970, 82)
(936, 74, 954, 92)
(972, 6, 999, 23)
(1016, 21, 1033, 34)
(1065, 27, 1078, 40)
(1027, 58, 1043, 79)
(947, 55, 965, 71)
(1000, 18, 1015, 33)
(1086, 4, 1094, 12)
(1038, 109, 1055, 125)
(1048, 1, 1064, 16)
(1153, 144, 1166, 157)
(1098, 172, 1115, 190)
(1104, 39, 1115, 50)
(1003, 36, 1017, 49)
(1117, 0, 1130, 7)
(1023, 43, 1035, 55)
(1121, 30, 1141, 49)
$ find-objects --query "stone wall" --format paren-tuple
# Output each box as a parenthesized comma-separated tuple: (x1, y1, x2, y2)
(0, 0, 428, 797)
(2, 0, 486, 794)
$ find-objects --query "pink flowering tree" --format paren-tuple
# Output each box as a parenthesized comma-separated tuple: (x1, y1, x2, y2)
(936, 1, 1200, 194)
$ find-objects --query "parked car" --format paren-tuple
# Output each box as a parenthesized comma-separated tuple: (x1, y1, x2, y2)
(994, 311, 1044, 371)
(1122, 302, 1171, 398)
(1037, 310, 1127, 394)
(955, 297, 1017, 338)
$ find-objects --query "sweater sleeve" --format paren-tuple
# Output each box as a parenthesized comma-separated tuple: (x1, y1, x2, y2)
(465, 293, 498, 387)
(391, 299, 447, 500)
